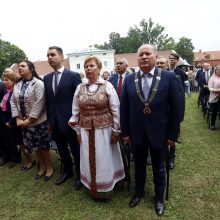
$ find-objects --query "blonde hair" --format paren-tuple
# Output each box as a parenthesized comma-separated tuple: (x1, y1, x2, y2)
(2, 72, 19, 83)
(84, 56, 102, 70)
(214, 64, 220, 74)
(4, 68, 13, 74)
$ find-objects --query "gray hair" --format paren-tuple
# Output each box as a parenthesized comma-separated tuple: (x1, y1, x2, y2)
(116, 57, 128, 66)
(137, 44, 158, 55)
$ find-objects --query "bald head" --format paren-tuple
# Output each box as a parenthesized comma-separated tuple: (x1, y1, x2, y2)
(137, 44, 158, 73)
(115, 57, 128, 75)
(156, 58, 168, 70)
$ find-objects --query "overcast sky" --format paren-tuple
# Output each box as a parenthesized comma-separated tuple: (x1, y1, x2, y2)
(0, 0, 219, 61)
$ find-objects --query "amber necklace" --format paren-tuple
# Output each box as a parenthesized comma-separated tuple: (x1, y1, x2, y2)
(86, 83, 100, 96)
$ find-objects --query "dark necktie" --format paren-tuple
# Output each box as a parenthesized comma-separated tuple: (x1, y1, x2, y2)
(117, 75, 123, 97)
(54, 71, 60, 95)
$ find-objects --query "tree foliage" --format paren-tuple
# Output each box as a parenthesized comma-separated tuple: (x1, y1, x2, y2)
(0, 39, 27, 75)
(95, 18, 176, 54)
(94, 18, 195, 64)
(175, 37, 195, 64)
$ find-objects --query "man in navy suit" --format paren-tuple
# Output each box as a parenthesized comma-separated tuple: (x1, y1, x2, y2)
(109, 58, 129, 98)
(167, 53, 186, 169)
(120, 44, 181, 215)
(0, 82, 7, 166)
(196, 63, 212, 114)
(44, 46, 82, 189)
(167, 53, 186, 91)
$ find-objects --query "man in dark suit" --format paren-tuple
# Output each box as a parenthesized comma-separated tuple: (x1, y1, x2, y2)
(44, 46, 82, 190)
(157, 57, 185, 169)
(0, 82, 7, 165)
(120, 44, 181, 215)
(195, 63, 213, 114)
(167, 53, 186, 169)
(109, 57, 129, 98)
(167, 53, 187, 90)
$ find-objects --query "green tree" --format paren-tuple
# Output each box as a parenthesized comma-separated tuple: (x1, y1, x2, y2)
(138, 18, 175, 51)
(95, 18, 175, 53)
(175, 37, 194, 64)
(124, 27, 142, 53)
(94, 42, 109, 50)
(0, 39, 27, 75)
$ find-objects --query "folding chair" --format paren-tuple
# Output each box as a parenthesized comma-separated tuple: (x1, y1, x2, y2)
(119, 140, 132, 191)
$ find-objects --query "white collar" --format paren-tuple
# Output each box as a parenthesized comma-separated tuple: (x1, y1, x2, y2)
(57, 66, 65, 73)
(84, 77, 105, 85)
(140, 67, 155, 77)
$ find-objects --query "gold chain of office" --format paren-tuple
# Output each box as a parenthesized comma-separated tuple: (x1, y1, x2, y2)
(135, 68, 161, 115)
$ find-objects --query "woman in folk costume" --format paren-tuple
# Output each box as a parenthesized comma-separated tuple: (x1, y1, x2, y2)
(69, 56, 125, 200)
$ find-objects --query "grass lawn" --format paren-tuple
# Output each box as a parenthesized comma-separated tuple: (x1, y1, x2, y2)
(0, 93, 219, 220)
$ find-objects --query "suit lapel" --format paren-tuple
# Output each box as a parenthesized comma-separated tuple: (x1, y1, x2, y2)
(137, 70, 145, 98)
(114, 74, 118, 91)
(148, 68, 158, 98)
(47, 73, 55, 97)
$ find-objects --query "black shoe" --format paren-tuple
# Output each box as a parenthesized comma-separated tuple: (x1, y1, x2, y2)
(55, 173, 73, 185)
(8, 162, 17, 169)
(21, 165, 27, 171)
(25, 161, 36, 171)
(45, 172, 54, 182)
(35, 171, 46, 180)
(74, 179, 83, 190)
(176, 139, 181, 144)
(169, 162, 175, 170)
(155, 200, 165, 216)
(0, 158, 7, 166)
(210, 126, 215, 130)
(129, 194, 144, 208)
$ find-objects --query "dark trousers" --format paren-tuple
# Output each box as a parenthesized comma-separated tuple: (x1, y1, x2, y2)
(210, 101, 220, 126)
(200, 88, 209, 114)
(133, 134, 166, 201)
(169, 145, 176, 162)
(0, 122, 7, 160)
(0, 123, 21, 162)
(53, 122, 80, 179)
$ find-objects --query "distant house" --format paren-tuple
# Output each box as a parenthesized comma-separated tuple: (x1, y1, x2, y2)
(11, 59, 70, 78)
(194, 50, 220, 67)
(67, 47, 115, 75)
(11, 49, 220, 77)
(115, 50, 184, 71)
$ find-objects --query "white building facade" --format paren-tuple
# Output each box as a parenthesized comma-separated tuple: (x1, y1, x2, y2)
(67, 47, 115, 75)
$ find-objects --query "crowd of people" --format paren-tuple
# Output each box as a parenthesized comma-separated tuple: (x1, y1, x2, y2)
(196, 62, 220, 130)
(0, 44, 219, 216)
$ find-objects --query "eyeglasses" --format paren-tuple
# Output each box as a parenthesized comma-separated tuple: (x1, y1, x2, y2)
(157, 62, 165, 65)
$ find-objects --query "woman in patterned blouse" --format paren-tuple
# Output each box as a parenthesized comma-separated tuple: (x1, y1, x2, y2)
(11, 61, 53, 181)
